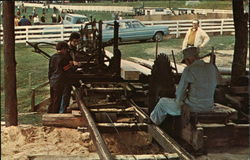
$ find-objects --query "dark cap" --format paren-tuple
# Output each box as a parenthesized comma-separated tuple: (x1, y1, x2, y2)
(56, 41, 69, 50)
(181, 47, 199, 63)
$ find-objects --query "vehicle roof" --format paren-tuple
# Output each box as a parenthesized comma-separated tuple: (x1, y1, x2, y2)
(103, 19, 139, 23)
(66, 14, 87, 18)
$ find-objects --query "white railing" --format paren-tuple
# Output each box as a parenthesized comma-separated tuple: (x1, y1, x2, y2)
(19, 2, 134, 13)
(143, 18, 234, 38)
(0, 19, 234, 44)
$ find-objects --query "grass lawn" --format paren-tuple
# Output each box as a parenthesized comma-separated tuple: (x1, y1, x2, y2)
(0, 1, 232, 24)
(67, 1, 232, 10)
(0, 35, 235, 124)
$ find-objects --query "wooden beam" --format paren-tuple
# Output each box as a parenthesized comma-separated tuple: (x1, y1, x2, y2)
(74, 88, 113, 160)
(97, 122, 148, 132)
(28, 153, 180, 160)
(42, 113, 87, 128)
(148, 125, 194, 160)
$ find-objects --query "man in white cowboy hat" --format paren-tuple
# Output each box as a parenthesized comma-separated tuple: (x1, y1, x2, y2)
(150, 47, 218, 125)
(182, 19, 210, 50)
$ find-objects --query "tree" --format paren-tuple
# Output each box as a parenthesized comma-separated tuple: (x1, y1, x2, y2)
(231, 0, 248, 86)
(3, 1, 18, 126)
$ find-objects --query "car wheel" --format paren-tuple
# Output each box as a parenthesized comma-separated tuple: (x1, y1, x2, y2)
(154, 32, 163, 42)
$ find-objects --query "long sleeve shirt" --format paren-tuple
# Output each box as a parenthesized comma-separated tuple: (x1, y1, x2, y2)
(175, 60, 217, 112)
(48, 53, 71, 87)
(182, 27, 210, 50)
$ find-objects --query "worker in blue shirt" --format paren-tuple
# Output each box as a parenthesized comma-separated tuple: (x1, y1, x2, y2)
(150, 47, 218, 125)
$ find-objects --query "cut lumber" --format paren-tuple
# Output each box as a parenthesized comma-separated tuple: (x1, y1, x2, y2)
(105, 50, 151, 76)
(42, 113, 87, 128)
(72, 110, 82, 117)
(121, 60, 151, 76)
(120, 65, 140, 80)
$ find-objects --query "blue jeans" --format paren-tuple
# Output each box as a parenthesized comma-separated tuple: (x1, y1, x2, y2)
(59, 85, 72, 113)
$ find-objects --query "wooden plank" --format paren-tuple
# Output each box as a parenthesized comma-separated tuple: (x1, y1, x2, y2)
(148, 125, 194, 160)
(200, 123, 249, 147)
(28, 153, 179, 160)
(90, 107, 134, 113)
(229, 86, 249, 94)
(42, 113, 87, 128)
(34, 97, 50, 112)
(72, 110, 82, 117)
(120, 65, 140, 80)
(74, 88, 113, 160)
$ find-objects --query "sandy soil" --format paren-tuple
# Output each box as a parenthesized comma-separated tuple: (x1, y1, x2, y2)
(2, 124, 249, 160)
(1, 125, 96, 160)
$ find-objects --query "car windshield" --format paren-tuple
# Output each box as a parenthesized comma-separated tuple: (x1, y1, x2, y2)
(76, 17, 89, 24)
(131, 21, 145, 28)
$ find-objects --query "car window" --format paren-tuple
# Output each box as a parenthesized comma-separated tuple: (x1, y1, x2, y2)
(66, 16, 72, 22)
(125, 22, 132, 28)
(132, 21, 144, 28)
(120, 22, 126, 29)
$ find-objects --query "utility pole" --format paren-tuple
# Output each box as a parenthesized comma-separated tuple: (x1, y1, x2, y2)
(3, 1, 18, 126)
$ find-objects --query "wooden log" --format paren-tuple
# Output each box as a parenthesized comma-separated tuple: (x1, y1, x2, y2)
(42, 113, 87, 128)
(130, 57, 185, 73)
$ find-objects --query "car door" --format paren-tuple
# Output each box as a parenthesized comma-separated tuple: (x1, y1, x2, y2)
(131, 20, 152, 40)
(119, 21, 135, 41)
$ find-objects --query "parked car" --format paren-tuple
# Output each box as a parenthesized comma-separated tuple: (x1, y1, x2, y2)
(63, 14, 89, 25)
(102, 19, 169, 42)
(42, 14, 89, 35)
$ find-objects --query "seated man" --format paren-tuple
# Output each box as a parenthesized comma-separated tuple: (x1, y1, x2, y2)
(150, 47, 218, 125)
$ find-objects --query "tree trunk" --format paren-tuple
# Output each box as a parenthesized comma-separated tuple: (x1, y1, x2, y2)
(3, 1, 18, 126)
(231, 0, 248, 86)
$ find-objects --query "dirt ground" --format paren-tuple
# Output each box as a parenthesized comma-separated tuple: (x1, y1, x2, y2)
(1, 125, 96, 160)
(2, 124, 249, 160)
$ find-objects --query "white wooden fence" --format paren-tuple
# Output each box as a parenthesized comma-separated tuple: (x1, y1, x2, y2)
(0, 19, 234, 44)
(19, 2, 134, 13)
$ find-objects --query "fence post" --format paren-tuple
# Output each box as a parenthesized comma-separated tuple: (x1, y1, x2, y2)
(61, 25, 64, 40)
(220, 19, 224, 35)
(25, 26, 29, 46)
(31, 88, 36, 112)
(29, 72, 32, 88)
(176, 21, 179, 38)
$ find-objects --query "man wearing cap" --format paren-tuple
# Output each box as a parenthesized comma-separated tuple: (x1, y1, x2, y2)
(182, 19, 210, 50)
(150, 47, 218, 125)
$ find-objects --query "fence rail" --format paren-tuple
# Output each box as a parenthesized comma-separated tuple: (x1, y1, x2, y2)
(0, 18, 234, 44)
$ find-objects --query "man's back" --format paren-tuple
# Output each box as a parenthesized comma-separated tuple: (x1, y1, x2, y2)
(177, 60, 217, 112)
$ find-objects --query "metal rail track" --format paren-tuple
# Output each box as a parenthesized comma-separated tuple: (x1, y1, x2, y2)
(74, 83, 194, 160)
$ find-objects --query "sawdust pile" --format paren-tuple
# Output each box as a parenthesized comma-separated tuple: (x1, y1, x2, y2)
(1, 125, 95, 160)
(103, 131, 163, 154)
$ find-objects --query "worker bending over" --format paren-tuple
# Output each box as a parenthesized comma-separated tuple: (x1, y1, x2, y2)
(48, 41, 72, 113)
